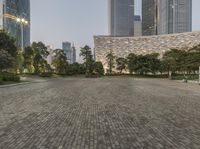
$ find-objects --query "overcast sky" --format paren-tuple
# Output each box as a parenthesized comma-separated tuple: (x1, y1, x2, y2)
(31, 0, 200, 50)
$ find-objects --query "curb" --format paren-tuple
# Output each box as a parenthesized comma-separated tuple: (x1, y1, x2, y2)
(0, 82, 33, 88)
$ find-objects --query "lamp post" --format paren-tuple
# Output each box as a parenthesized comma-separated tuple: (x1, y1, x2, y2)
(16, 17, 28, 50)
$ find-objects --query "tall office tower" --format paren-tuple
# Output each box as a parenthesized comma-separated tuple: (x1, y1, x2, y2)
(62, 42, 72, 63)
(168, 0, 192, 34)
(142, 0, 192, 36)
(134, 15, 142, 36)
(157, 0, 168, 35)
(108, 0, 135, 36)
(142, 0, 157, 36)
(71, 44, 76, 64)
(0, 0, 30, 48)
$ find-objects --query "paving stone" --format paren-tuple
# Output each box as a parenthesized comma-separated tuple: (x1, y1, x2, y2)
(0, 78, 200, 149)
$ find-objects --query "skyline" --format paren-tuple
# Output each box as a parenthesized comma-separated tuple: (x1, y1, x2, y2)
(31, 0, 200, 50)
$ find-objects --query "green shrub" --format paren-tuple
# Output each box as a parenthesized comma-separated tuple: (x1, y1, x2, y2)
(0, 72, 20, 82)
(39, 72, 52, 77)
(0, 77, 3, 85)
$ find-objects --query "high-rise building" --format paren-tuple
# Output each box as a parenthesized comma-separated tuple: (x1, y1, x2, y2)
(134, 15, 142, 36)
(62, 42, 72, 63)
(168, 0, 192, 34)
(71, 44, 76, 64)
(142, 0, 157, 36)
(0, 0, 30, 48)
(108, 0, 135, 36)
(142, 0, 192, 36)
(62, 42, 76, 64)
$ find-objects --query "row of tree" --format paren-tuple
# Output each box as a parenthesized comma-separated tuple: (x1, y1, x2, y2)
(106, 47, 200, 75)
(0, 32, 104, 77)
(1, 31, 200, 77)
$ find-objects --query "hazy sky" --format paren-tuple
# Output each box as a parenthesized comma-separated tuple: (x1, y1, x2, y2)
(31, 0, 200, 50)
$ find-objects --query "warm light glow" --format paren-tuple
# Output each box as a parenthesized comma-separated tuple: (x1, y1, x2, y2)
(16, 17, 28, 25)
(16, 18, 21, 22)
(21, 18, 25, 23)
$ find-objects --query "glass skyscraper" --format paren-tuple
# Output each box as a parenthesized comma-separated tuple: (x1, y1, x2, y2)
(142, 0, 192, 36)
(168, 0, 192, 34)
(108, 0, 134, 36)
(142, 0, 157, 36)
(0, 0, 30, 48)
(62, 42, 76, 64)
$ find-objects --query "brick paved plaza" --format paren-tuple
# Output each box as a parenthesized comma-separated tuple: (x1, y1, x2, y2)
(0, 77, 200, 149)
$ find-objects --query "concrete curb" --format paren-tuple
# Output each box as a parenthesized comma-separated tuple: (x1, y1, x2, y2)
(0, 82, 33, 88)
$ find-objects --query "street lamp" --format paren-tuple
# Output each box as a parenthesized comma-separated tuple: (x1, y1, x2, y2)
(16, 17, 28, 50)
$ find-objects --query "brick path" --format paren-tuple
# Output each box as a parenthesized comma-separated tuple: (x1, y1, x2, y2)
(0, 77, 200, 149)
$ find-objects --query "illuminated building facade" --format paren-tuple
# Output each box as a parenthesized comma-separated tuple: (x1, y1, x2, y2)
(0, 0, 30, 48)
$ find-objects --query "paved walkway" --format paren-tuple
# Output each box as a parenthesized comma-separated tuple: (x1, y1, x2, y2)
(0, 77, 200, 149)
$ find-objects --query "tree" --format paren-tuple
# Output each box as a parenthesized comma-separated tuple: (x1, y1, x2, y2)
(116, 57, 127, 73)
(0, 32, 18, 72)
(80, 45, 94, 76)
(187, 45, 200, 73)
(0, 31, 17, 58)
(134, 55, 151, 75)
(16, 49, 24, 74)
(0, 49, 15, 72)
(147, 53, 160, 75)
(106, 50, 115, 74)
(79, 63, 86, 74)
(94, 61, 104, 76)
(32, 42, 49, 74)
(159, 60, 168, 75)
(127, 53, 137, 74)
(163, 49, 185, 74)
(23, 46, 34, 73)
(52, 49, 68, 74)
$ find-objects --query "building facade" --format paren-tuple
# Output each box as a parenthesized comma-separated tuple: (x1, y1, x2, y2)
(0, 0, 30, 48)
(142, 0, 192, 36)
(134, 15, 142, 36)
(108, 0, 134, 36)
(94, 31, 200, 69)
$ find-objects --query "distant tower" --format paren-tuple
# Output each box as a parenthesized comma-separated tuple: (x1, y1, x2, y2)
(62, 42, 72, 63)
(108, 0, 135, 36)
(71, 43, 76, 64)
